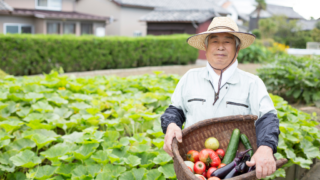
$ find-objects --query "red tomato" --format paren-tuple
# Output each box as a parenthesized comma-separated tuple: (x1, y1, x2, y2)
(218, 163, 226, 169)
(208, 177, 221, 180)
(194, 161, 206, 174)
(199, 149, 221, 167)
(195, 174, 206, 180)
(208, 150, 221, 167)
(207, 167, 217, 178)
(199, 149, 211, 163)
(186, 150, 199, 163)
(202, 171, 207, 178)
(215, 149, 225, 160)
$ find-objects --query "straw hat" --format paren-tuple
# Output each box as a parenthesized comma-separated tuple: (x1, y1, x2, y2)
(187, 17, 255, 51)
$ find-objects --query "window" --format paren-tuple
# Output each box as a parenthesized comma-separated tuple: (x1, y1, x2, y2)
(81, 23, 93, 35)
(63, 23, 75, 34)
(133, 31, 142, 37)
(4, 24, 33, 34)
(36, 0, 61, 10)
(47, 22, 60, 34)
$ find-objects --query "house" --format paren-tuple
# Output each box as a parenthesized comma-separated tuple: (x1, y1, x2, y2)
(0, 0, 109, 36)
(249, 4, 305, 31)
(297, 19, 320, 31)
(140, 0, 231, 60)
(75, 0, 171, 37)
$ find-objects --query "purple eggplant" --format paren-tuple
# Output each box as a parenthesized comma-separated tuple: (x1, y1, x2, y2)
(223, 167, 239, 179)
(210, 149, 252, 179)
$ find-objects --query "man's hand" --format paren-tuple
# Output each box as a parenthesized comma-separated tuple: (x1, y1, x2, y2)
(246, 145, 276, 179)
(163, 123, 182, 157)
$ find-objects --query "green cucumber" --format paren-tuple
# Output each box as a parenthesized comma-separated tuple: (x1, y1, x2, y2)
(222, 128, 240, 164)
(240, 133, 254, 157)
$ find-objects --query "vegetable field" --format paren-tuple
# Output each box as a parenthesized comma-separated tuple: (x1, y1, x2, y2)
(0, 70, 319, 180)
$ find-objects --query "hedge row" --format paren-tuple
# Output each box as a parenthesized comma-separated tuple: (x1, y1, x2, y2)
(0, 34, 198, 76)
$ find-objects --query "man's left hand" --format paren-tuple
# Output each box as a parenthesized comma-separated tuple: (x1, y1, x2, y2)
(246, 145, 276, 179)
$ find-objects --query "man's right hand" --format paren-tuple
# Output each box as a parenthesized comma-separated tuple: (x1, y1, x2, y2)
(163, 123, 182, 157)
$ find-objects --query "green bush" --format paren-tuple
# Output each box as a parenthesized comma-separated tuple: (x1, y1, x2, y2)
(257, 55, 320, 105)
(251, 29, 261, 39)
(0, 34, 198, 76)
(237, 43, 272, 63)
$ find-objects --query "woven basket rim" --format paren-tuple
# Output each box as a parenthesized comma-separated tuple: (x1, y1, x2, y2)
(172, 114, 288, 179)
(172, 115, 258, 179)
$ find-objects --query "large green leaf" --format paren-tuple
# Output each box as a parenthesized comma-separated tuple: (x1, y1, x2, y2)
(123, 155, 141, 168)
(9, 150, 41, 168)
(29, 165, 57, 180)
(31, 134, 57, 150)
(153, 153, 172, 165)
(158, 163, 176, 179)
(40, 142, 76, 160)
(0, 119, 24, 132)
(7, 138, 36, 151)
(73, 143, 99, 160)
(146, 169, 162, 180)
(91, 150, 112, 164)
(56, 163, 77, 177)
(102, 164, 126, 178)
(300, 138, 320, 159)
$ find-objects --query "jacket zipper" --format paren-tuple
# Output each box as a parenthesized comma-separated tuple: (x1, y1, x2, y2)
(226, 101, 249, 108)
(188, 98, 206, 105)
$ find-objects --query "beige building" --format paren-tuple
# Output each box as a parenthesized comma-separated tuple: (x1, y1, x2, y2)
(0, 0, 109, 36)
(75, 0, 169, 37)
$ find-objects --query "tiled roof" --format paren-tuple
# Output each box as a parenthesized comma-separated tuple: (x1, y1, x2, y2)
(251, 4, 304, 19)
(1, 8, 109, 21)
(0, 0, 13, 12)
(112, 0, 171, 8)
(266, 4, 304, 19)
(140, 9, 217, 23)
(297, 20, 320, 31)
(140, 0, 230, 22)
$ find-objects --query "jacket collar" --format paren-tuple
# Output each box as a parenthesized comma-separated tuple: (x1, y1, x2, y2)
(201, 61, 239, 85)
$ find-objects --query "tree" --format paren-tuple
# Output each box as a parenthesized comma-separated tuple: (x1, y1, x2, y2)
(315, 21, 320, 30)
(254, 0, 267, 29)
(258, 18, 278, 38)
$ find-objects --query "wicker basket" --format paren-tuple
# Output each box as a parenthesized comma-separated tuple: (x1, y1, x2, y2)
(172, 115, 288, 180)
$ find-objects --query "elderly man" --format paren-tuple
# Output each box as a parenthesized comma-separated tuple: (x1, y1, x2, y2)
(160, 17, 280, 179)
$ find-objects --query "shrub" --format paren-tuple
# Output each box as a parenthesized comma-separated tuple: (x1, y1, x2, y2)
(252, 29, 261, 39)
(237, 43, 271, 63)
(0, 34, 198, 76)
(257, 55, 320, 105)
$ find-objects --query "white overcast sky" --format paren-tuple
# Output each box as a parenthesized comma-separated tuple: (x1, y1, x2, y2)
(230, 0, 320, 20)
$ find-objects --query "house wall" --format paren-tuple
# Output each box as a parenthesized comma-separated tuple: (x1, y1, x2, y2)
(119, 7, 151, 37)
(35, 18, 46, 34)
(62, 0, 75, 11)
(5, 0, 75, 11)
(196, 19, 211, 60)
(75, 0, 119, 36)
(0, 15, 35, 33)
(4, 0, 35, 9)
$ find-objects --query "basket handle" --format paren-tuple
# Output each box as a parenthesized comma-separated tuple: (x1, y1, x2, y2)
(172, 137, 197, 179)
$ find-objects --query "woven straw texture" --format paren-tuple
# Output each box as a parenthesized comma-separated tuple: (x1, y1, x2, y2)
(172, 115, 288, 180)
(187, 17, 256, 51)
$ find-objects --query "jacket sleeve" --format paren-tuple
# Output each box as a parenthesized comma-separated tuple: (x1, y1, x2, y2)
(248, 77, 280, 154)
(161, 105, 186, 134)
(161, 74, 187, 134)
(255, 112, 280, 154)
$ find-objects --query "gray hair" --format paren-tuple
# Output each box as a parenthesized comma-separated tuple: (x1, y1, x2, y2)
(204, 34, 241, 49)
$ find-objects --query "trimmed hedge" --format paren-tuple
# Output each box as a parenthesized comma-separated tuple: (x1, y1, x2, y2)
(0, 34, 198, 76)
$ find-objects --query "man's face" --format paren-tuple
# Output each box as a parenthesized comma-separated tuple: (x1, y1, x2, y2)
(205, 33, 239, 69)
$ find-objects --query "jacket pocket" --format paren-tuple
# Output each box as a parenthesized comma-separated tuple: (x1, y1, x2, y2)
(188, 98, 206, 103)
(226, 101, 249, 108)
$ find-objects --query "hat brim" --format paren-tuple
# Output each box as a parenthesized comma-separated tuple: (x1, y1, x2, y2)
(187, 30, 256, 51)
